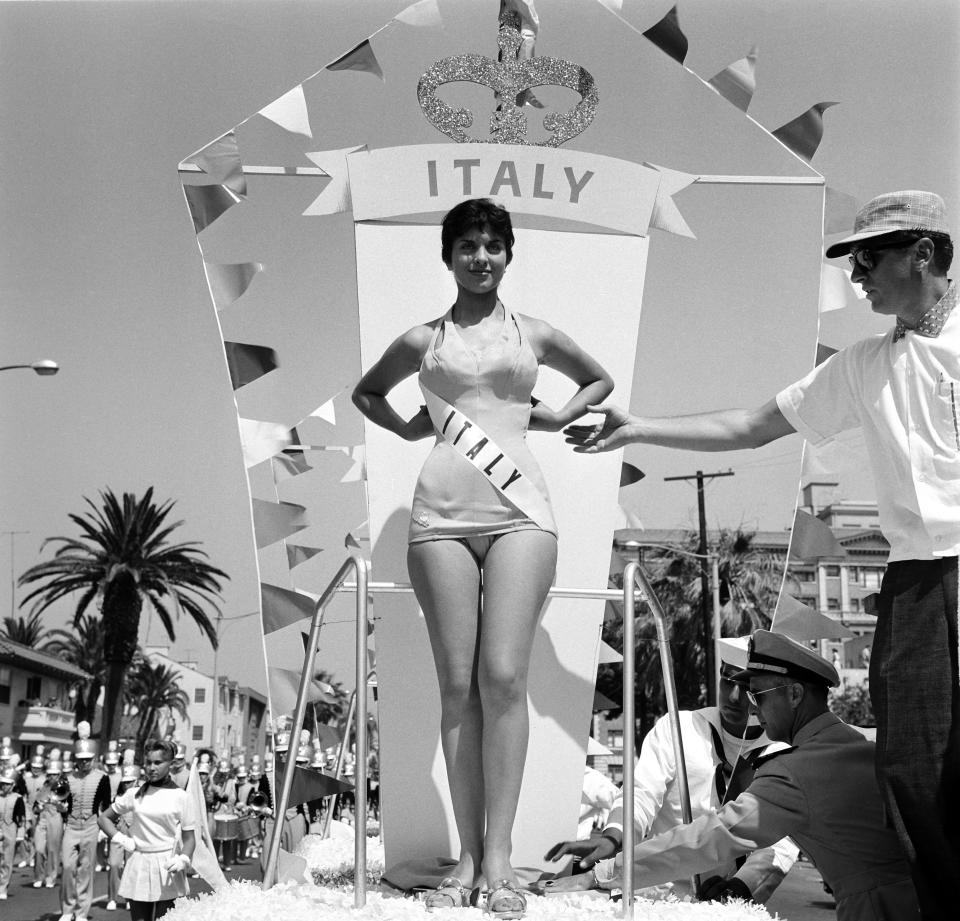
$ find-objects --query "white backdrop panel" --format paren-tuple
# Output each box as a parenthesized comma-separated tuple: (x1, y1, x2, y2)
(356, 222, 647, 869)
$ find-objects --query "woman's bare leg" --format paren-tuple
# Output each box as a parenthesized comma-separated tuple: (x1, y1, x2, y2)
(408, 539, 485, 888)
(477, 529, 557, 887)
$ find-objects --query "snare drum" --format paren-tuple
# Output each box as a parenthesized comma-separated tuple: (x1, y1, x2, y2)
(212, 813, 240, 841)
(238, 814, 260, 840)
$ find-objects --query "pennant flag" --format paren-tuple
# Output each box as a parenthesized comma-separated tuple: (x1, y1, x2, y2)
(287, 544, 324, 569)
(644, 162, 696, 237)
(708, 45, 758, 112)
(597, 640, 623, 664)
(261, 583, 316, 635)
(309, 395, 338, 425)
(252, 499, 309, 549)
(394, 0, 442, 27)
(278, 761, 354, 807)
(643, 4, 687, 65)
(185, 761, 228, 891)
(819, 263, 866, 314)
(326, 38, 384, 79)
(183, 183, 242, 234)
(223, 342, 278, 390)
(620, 462, 645, 487)
(273, 449, 314, 481)
(187, 130, 246, 197)
(276, 848, 309, 884)
(303, 146, 366, 217)
(789, 508, 846, 561)
(824, 186, 860, 235)
(269, 666, 338, 712)
(773, 593, 854, 641)
(345, 518, 369, 551)
(238, 418, 293, 469)
(771, 101, 838, 161)
(593, 689, 618, 711)
(206, 261, 263, 312)
(340, 445, 366, 483)
(259, 84, 312, 138)
(816, 342, 839, 365)
(587, 736, 613, 756)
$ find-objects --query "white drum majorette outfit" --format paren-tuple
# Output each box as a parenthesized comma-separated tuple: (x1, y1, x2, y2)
(112, 784, 194, 902)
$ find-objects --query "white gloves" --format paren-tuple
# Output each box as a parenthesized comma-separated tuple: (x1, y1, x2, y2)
(112, 833, 136, 854)
(164, 853, 191, 874)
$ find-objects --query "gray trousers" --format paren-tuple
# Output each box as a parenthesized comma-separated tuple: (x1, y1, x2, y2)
(61, 821, 99, 917)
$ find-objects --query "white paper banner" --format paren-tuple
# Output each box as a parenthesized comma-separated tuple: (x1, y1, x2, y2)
(347, 144, 662, 236)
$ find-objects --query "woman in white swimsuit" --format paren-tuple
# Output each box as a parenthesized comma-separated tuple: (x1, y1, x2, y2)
(354, 199, 612, 916)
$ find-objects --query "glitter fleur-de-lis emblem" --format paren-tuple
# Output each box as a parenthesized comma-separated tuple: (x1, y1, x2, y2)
(417, 11, 598, 148)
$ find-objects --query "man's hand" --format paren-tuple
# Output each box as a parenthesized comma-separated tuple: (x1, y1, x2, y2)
(698, 875, 753, 903)
(544, 835, 617, 868)
(537, 871, 598, 895)
(563, 404, 635, 453)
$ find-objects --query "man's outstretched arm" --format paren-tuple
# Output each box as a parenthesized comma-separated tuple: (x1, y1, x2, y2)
(563, 398, 795, 454)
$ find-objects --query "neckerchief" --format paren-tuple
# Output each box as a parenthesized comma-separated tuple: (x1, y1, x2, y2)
(893, 281, 956, 342)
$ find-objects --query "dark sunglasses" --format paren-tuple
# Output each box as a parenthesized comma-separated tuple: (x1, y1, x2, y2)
(849, 235, 921, 272)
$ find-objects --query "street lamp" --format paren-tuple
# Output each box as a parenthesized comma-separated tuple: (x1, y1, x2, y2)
(0, 360, 59, 376)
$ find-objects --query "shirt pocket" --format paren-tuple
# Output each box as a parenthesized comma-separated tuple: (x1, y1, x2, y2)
(934, 374, 960, 450)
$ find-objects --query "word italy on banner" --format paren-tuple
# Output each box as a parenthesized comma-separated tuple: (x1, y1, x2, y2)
(347, 144, 661, 236)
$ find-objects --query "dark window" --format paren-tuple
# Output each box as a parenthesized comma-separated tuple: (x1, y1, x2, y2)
(26, 676, 42, 700)
(192, 725, 204, 741)
(194, 687, 205, 704)
(0, 667, 10, 705)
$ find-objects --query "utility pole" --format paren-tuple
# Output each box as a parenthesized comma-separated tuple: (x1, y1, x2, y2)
(664, 470, 735, 706)
(2, 530, 29, 619)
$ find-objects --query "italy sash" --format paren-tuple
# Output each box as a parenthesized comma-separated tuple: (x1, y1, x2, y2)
(421, 384, 554, 532)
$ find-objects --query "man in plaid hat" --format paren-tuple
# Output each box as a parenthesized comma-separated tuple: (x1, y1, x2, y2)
(564, 191, 957, 919)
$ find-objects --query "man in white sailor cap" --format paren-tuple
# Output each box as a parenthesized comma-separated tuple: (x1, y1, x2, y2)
(544, 631, 920, 921)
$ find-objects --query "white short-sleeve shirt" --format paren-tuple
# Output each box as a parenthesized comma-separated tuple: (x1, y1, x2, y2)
(776, 282, 960, 561)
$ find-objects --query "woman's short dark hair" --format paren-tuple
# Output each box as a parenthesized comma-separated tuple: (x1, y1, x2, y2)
(441, 198, 514, 267)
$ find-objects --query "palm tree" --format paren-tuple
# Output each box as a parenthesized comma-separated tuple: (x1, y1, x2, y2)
(18, 487, 227, 742)
(125, 658, 190, 747)
(1, 610, 49, 645)
(598, 528, 791, 735)
(42, 613, 108, 726)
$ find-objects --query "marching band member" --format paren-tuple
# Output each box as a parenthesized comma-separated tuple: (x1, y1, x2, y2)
(0, 764, 26, 900)
(32, 749, 67, 890)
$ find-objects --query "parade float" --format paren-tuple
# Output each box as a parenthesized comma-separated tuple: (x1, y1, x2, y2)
(171, 1, 851, 917)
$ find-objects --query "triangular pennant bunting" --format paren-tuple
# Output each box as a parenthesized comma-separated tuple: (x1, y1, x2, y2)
(287, 544, 324, 569)
(259, 85, 313, 139)
(394, 0, 442, 27)
(789, 508, 846, 561)
(187, 130, 247, 197)
(261, 582, 316, 634)
(819, 263, 866, 314)
(326, 39, 384, 80)
(773, 593, 854, 641)
(206, 261, 263, 312)
(643, 4, 688, 65)
(620, 462, 645, 487)
(816, 342, 839, 365)
(707, 45, 758, 112)
(252, 498, 309, 549)
(238, 418, 293, 469)
(223, 341, 278, 390)
(771, 101, 838, 161)
(824, 186, 860, 235)
(183, 183, 242, 234)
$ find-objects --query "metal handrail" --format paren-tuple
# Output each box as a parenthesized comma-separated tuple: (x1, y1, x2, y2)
(263, 551, 370, 907)
(620, 562, 695, 919)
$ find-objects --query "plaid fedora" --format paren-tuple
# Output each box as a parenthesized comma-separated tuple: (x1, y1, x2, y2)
(825, 190, 950, 258)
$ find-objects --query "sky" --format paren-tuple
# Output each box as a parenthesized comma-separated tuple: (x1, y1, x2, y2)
(0, 0, 957, 700)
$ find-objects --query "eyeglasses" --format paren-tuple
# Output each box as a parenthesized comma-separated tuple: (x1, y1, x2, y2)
(849, 236, 920, 272)
(745, 685, 788, 706)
